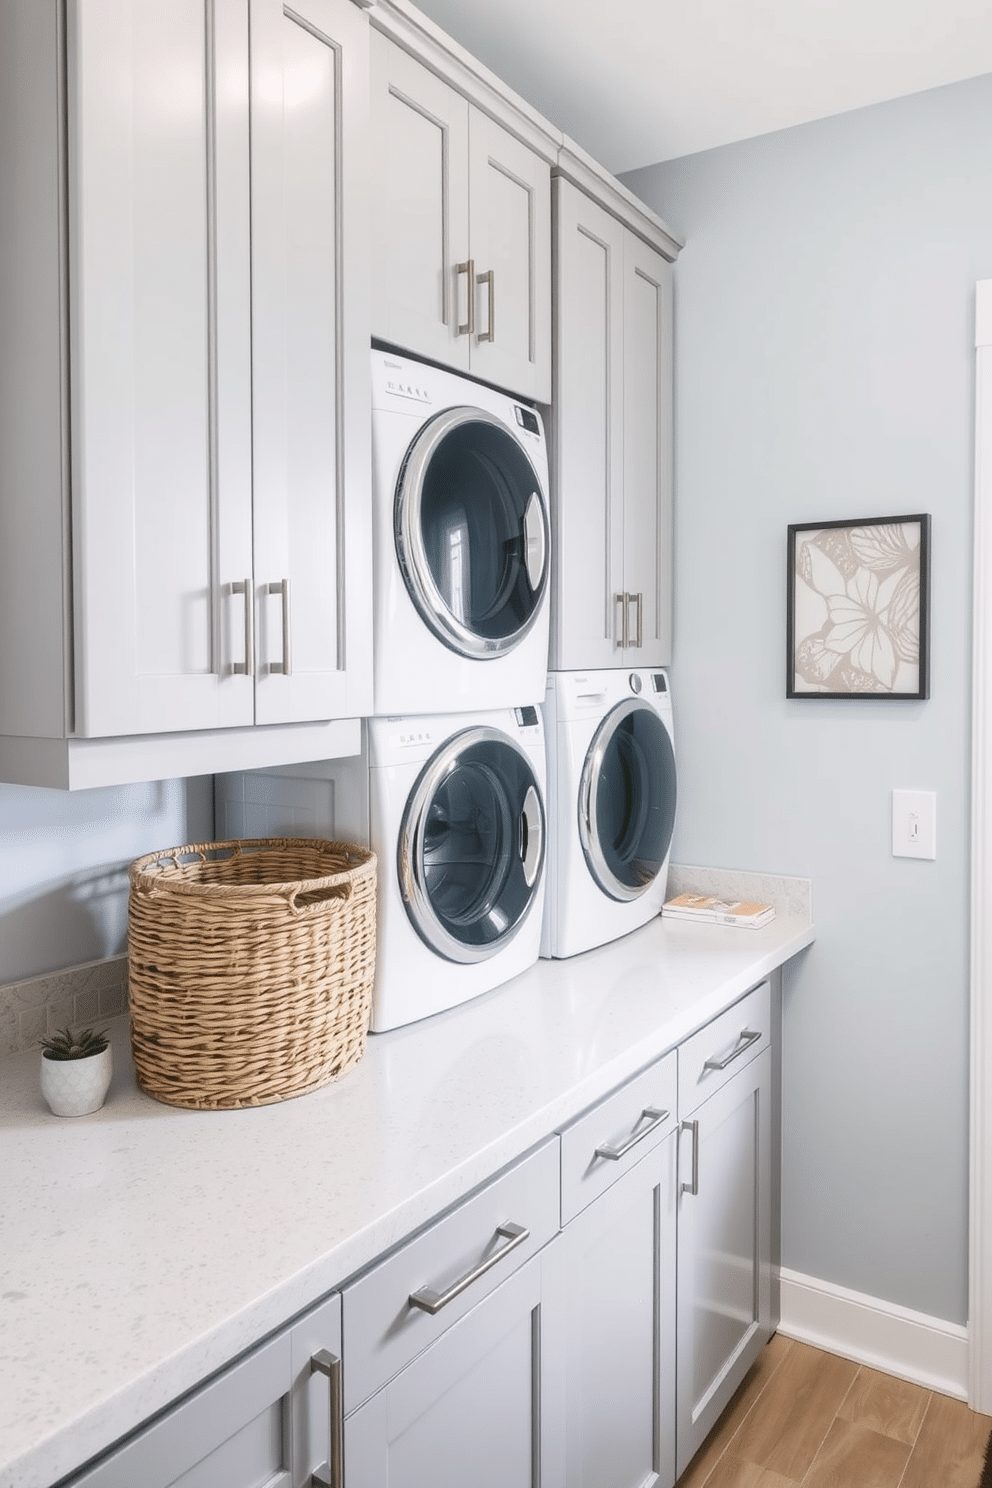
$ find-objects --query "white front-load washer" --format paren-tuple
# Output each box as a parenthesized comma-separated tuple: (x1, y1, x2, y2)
(541, 668, 677, 959)
(371, 348, 551, 715)
(216, 704, 548, 1030)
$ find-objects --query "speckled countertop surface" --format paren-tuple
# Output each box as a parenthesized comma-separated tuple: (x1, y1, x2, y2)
(0, 907, 814, 1488)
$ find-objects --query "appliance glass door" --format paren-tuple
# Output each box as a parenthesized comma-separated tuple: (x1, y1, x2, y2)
(395, 407, 548, 658)
(579, 700, 677, 902)
(399, 727, 545, 963)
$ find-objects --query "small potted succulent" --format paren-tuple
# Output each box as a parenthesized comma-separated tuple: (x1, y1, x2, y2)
(39, 1025, 113, 1117)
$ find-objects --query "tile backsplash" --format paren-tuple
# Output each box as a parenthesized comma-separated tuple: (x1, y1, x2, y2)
(0, 955, 128, 1058)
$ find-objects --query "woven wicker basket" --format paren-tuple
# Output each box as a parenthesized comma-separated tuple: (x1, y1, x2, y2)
(127, 838, 377, 1110)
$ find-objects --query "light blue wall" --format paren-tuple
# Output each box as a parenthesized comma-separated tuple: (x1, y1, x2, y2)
(0, 778, 213, 985)
(623, 74, 992, 1325)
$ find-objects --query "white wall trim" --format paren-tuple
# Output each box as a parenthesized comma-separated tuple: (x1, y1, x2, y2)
(779, 1268, 968, 1401)
(969, 277, 992, 1414)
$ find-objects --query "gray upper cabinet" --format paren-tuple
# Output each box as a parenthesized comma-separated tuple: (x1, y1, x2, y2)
(368, 19, 555, 402)
(0, 0, 372, 788)
(549, 159, 681, 671)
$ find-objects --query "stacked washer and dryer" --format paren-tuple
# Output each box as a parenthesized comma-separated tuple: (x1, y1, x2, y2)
(218, 349, 553, 1030)
(218, 344, 678, 1030)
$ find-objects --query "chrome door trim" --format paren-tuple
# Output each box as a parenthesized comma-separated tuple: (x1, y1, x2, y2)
(394, 406, 549, 658)
(398, 725, 546, 964)
(578, 697, 673, 903)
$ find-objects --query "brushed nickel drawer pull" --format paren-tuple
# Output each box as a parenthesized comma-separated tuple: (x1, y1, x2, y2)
(408, 1221, 529, 1315)
(594, 1105, 670, 1162)
(310, 1349, 343, 1488)
(703, 1028, 762, 1072)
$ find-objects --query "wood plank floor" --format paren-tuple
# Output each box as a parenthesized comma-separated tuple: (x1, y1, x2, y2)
(676, 1335, 992, 1488)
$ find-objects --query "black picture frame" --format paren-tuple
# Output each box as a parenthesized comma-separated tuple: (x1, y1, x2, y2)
(786, 514, 931, 699)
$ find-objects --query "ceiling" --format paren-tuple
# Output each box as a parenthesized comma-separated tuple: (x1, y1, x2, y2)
(408, 0, 992, 173)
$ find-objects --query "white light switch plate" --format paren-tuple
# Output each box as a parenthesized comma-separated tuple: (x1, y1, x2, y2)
(892, 789, 936, 859)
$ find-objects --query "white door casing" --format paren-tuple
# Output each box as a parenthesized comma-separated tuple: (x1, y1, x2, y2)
(970, 278, 992, 1414)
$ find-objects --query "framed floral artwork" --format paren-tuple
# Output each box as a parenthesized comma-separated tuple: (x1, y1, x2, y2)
(787, 514, 931, 698)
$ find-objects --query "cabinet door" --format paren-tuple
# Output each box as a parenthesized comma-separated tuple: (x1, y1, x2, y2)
(560, 1135, 677, 1488)
(345, 1247, 564, 1488)
(676, 1048, 772, 1479)
(249, 0, 372, 726)
(67, 1294, 342, 1488)
(69, 0, 254, 738)
(550, 177, 625, 671)
(369, 32, 470, 370)
(466, 110, 551, 402)
(622, 234, 673, 667)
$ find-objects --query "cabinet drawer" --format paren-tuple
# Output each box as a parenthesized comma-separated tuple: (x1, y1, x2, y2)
(679, 980, 770, 1116)
(559, 1052, 677, 1224)
(342, 1139, 559, 1414)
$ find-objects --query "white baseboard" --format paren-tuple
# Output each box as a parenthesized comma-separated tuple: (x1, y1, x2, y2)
(778, 1268, 969, 1401)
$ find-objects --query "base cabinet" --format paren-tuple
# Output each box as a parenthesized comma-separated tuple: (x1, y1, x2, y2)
(65, 1294, 342, 1488)
(54, 983, 778, 1488)
(675, 995, 773, 1479)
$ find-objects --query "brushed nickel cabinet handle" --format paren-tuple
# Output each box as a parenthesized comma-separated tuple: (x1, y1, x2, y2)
(703, 1028, 762, 1072)
(409, 1221, 529, 1315)
(594, 1105, 670, 1162)
(267, 578, 292, 675)
(229, 578, 254, 676)
(681, 1119, 699, 1195)
(616, 592, 629, 648)
(456, 259, 475, 336)
(477, 267, 495, 342)
(310, 1349, 343, 1488)
(632, 590, 643, 648)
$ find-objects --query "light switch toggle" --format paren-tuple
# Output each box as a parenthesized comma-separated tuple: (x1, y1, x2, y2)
(892, 789, 936, 859)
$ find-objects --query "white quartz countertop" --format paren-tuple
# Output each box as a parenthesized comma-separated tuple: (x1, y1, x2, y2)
(0, 910, 814, 1488)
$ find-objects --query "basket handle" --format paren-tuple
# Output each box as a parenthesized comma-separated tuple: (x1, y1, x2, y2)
(286, 879, 355, 915)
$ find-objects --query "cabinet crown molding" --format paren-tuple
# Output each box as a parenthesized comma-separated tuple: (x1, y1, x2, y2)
(368, 0, 562, 163)
(556, 135, 684, 262)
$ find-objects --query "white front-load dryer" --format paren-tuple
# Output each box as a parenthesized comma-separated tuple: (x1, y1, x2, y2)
(541, 668, 677, 959)
(216, 705, 548, 1030)
(371, 348, 551, 715)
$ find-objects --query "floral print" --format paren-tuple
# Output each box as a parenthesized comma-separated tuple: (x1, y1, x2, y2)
(792, 521, 923, 694)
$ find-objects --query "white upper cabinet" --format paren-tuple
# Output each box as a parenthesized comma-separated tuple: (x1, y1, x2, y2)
(550, 164, 680, 671)
(369, 24, 554, 402)
(0, 0, 371, 785)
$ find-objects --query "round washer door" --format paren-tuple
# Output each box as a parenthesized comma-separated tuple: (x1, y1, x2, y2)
(578, 699, 677, 902)
(394, 406, 549, 658)
(398, 726, 546, 963)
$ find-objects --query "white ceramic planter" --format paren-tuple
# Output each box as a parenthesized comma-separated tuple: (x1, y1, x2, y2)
(40, 1047, 113, 1117)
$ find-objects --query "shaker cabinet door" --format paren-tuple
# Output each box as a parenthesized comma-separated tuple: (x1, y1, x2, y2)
(675, 1048, 773, 1479)
(550, 176, 674, 671)
(621, 232, 673, 668)
(560, 1134, 678, 1488)
(550, 178, 625, 671)
(249, 0, 372, 726)
(69, 0, 254, 738)
(467, 110, 551, 402)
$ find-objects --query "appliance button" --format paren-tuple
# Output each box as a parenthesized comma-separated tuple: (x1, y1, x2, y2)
(629, 672, 642, 694)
